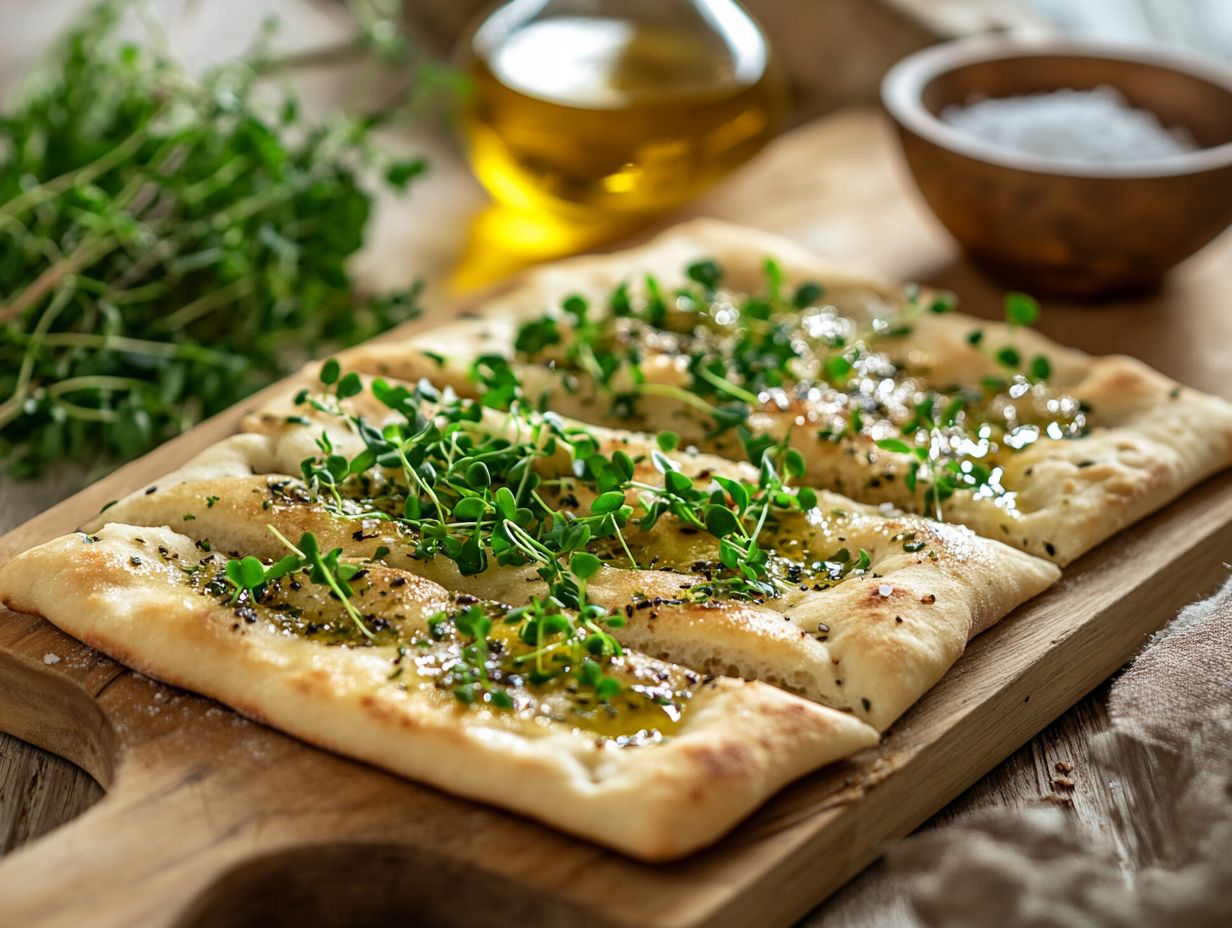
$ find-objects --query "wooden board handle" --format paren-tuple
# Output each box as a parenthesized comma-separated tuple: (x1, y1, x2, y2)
(0, 620, 608, 928)
(0, 628, 243, 928)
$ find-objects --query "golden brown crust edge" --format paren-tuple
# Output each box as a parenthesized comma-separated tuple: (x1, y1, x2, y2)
(0, 524, 877, 861)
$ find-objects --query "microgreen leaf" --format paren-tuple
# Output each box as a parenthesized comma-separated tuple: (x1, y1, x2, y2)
(335, 372, 363, 399)
(715, 476, 749, 512)
(876, 438, 912, 454)
(453, 605, 490, 640)
(705, 507, 740, 537)
(825, 354, 852, 383)
(591, 491, 627, 514)
(384, 158, 427, 190)
(929, 292, 956, 314)
(569, 553, 603, 580)
(793, 281, 824, 308)
(493, 486, 517, 521)
(686, 259, 722, 289)
(225, 556, 266, 597)
(996, 346, 1022, 368)
(465, 461, 491, 488)
(1005, 292, 1040, 327)
(784, 448, 806, 479)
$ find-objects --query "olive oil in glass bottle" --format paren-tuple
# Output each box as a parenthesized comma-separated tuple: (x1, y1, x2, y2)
(460, 0, 785, 220)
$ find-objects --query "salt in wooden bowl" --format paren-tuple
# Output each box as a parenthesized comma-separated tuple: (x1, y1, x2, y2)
(881, 38, 1232, 297)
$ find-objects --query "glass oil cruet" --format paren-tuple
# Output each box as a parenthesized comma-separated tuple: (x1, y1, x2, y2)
(458, 0, 786, 222)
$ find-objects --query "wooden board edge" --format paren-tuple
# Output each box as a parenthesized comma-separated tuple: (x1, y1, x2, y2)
(710, 500, 1232, 928)
(556, 471, 1232, 928)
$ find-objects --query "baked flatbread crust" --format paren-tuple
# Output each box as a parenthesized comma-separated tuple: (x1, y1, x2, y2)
(19, 220, 1172, 861)
(0, 524, 877, 861)
(93, 379, 1059, 731)
(340, 220, 1232, 565)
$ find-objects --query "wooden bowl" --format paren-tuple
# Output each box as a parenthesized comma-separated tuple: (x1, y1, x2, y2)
(882, 38, 1232, 297)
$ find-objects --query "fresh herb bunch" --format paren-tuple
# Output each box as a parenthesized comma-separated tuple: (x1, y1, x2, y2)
(0, 1, 427, 478)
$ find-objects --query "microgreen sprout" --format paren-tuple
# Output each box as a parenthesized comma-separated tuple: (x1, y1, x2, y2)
(223, 526, 374, 639)
(291, 364, 828, 607)
(431, 584, 627, 709)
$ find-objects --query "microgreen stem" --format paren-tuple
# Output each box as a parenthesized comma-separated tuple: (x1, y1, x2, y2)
(694, 365, 760, 405)
(266, 525, 305, 557)
(634, 382, 725, 418)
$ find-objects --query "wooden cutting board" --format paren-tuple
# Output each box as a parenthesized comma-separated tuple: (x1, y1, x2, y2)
(1, 108, 1230, 928)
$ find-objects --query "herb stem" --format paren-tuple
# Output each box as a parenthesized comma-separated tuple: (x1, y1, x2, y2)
(694, 365, 760, 405)
(266, 524, 305, 558)
(0, 125, 149, 223)
(36, 332, 238, 365)
(634, 382, 724, 418)
(161, 277, 257, 330)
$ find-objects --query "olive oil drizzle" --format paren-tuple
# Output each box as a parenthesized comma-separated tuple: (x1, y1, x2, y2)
(177, 550, 693, 741)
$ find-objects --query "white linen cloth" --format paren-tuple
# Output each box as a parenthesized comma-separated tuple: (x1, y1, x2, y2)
(890, 576, 1232, 928)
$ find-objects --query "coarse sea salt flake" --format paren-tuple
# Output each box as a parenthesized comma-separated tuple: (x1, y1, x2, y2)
(878, 584, 893, 597)
(43, 653, 61, 665)
(942, 86, 1198, 166)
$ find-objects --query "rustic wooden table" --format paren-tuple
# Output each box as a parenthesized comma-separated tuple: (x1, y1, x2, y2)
(2, 2, 1230, 925)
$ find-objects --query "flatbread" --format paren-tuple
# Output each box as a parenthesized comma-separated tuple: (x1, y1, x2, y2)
(8, 219, 1137, 862)
(340, 220, 1232, 565)
(92, 377, 1059, 731)
(0, 523, 877, 861)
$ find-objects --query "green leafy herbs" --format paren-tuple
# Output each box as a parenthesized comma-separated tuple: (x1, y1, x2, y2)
(223, 526, 374, 639)
(224, 551, 298, 603)
(296, 366, 825, 605)
(431, 597, 626, 709)
(491, 258, 1088, 522)
(977, 293, 1053, 383)
(214, 538, 680, 721)
(219, 368, 875, 716)
(0, 1, 430, 478)
(889, 530, 930, 556)
(1005, 292, 1040, 327)
(495, 260, 956, 447)
(634, 433, 819, 601)
(500, 260, 842, 438)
